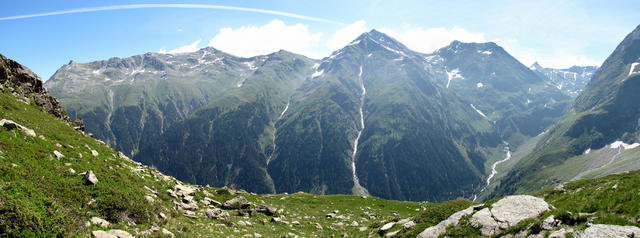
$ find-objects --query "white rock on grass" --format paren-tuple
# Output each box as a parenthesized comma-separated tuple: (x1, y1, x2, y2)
(380, 222, 395, 231)
(0, 119, 36, 137)
(91, 150, 99, 157)
(91, 230, 116, 238)
(469, 208, 501, 236)
(53, 150, 64, 160)
(574, 224, 640, 238)
(490, 195, 551, 227)
(90, 217, 110, 228)
(84, 170, 98, 185)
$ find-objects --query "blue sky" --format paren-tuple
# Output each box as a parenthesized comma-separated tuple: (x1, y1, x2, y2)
(1, 0, 638, 80)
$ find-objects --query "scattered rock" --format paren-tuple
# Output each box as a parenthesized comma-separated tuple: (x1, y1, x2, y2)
(291, 221, 300, 225)
(315, 223, 323, 230)
(385, 230, 400, 238)
(91, 150, 99, 157)
(542, 215, 558, 230)
(574, 224, 640, 238)
(161, 228, 174, 237)
(222, 196, 250, 210)
(204, 208, 229, 219)
(380, 222, 395, 231)
(53, 150, 64, 160)
(68, 168, 76, 174)
(548, 228, 567, 238)
(271, 217, 289, 225)
(90, 217, 110, 228)
(0, 119, 36, 137)
(72, 117, 85, 131)
(351, 221, 359, 227)
(238, 209, 257, 217)
(145, 195, 155, 203)
(403, 221, 416, 229)
(182, 195, 194, 204)
(83, 170, 98, 185)
(158, 212, 167, 220)
(418, 204, 481, 238)
(92, 230, 116, 238)
(173, 184, 196, 197)
(255, 205, 277, 216)
(105, 229, 133, 238)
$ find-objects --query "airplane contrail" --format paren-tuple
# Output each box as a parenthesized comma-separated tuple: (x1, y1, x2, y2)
(0, 3, 344, 25)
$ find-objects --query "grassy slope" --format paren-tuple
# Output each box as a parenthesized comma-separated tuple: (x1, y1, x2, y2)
(0, 89, 468, 237)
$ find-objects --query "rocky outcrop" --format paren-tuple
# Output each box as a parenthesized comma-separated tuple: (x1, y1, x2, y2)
(418, 204, 482, 238)
(0, 54, 69, 122)
(469, 195, 551, 236)
(419, 195, 551, 237)
(222, 196, 250, 210)
(574, 224, 640, 238)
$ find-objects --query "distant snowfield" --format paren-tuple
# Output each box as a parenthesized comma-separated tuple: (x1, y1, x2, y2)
(476, 82, 484, 88)
(630, 62, 639, 76)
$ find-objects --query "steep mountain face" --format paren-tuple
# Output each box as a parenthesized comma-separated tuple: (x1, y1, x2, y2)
(46, 48, 266, 155)
(47, 30, 568, 202)
(428, 42, 571, 145)
(134, 50, 315, 194)
(530, 62, 597, 97)
(493, 24, 640, 197)
(268, 30, 500, 201)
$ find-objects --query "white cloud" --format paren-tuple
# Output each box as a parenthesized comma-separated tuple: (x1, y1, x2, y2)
(208, 19, 322, 58)
(326, 20, 367, 51)
(159, 39, 201, 54)
(495, 39, 601, 68)
(379, 26, 485, 53)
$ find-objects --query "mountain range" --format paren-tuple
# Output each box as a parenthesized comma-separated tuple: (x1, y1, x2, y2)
(45, 29, 572, 202)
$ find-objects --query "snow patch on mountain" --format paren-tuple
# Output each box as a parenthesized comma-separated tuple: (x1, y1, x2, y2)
(470, 104, 488, 119)
(630, 62, 639, 76)
(446, 68, 463, 88)
(476, 82, 484, 88)
(478, 50, 492, 55)
(312, 69, 324, 78)
(610, 141, 640, 150)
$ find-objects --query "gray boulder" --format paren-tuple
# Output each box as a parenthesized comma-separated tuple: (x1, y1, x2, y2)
(91, 230, 116, 238)
(0, 119, 36, 137)
(84, 170, 98, 185)
(222, 196, 250, 210)
(491, 195, 551, 227)
(574, 224, 640, 238)
(256, 205, 277, 216)
(469, 207, 501, 237)
(204, 208, 230, 219)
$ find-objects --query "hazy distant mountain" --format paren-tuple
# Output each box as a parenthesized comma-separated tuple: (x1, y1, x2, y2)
(46, 30, 569, 201)
(529, 62, 597, 97)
